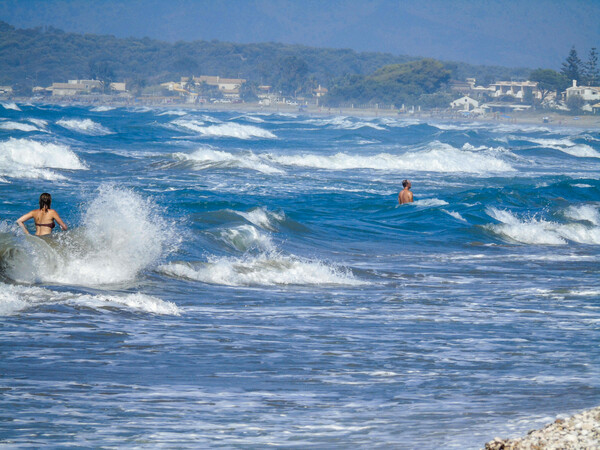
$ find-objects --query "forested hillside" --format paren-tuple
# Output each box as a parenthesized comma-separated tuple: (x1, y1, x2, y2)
(0, 21, 530, 98)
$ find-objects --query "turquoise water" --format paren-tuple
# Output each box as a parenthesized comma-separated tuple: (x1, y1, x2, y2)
(1, 102, 599, 448)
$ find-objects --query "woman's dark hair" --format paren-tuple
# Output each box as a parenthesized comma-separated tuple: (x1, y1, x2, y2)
(39, 193, 52, 211)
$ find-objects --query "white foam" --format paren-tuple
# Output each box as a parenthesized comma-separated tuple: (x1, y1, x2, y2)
(572, 184, 593, 188)
(174, 147, 284, 174)
(173, 119, 276, 139)
(28, 118, 48, 128)
(486, 207, 600, 245)
(4, 185, 178, 286)
(0, 282, 179, 316)
(0, 138, 87, 180)
(526, 137, 600, 158)
(217, 225, 275, 252)
(564, 205, 600, 225)
(0, 121, 39, 132)
(57, 118, 112, 135)
(270, 143, 513, 174)
(234, 207, 285, 231)
(91, 106, 116, 112)
(158, 254, 366, 287)
(443, 210, 468, 222)
(159, 110, 188, 116)
(1, 102, 21, 111)
(307, 116, 386, 130)
(414, 198, 448, 207)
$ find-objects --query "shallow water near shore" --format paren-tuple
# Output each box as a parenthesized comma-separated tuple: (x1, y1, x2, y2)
(0, 102, 599, 448)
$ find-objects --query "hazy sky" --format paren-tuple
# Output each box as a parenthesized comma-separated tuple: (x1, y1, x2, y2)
(1, 0, 599, 69)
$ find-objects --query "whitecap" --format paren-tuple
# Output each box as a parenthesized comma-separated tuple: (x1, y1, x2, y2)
(91, 105, 116, 112)
(217, 225, 275, 252)
(173, 119, 276, 139)
(0, 121, 39, 132)
(0, 138, 87, 180)
(1, 102, 21, 111)
(270, 142, 514, 174)
(414, 198, 449, 207)
(158, 254, 366, 287)
(57, 118, 112, 135)
(173, 147, 284, 174)
(564, 205, 600, 226)
(0, 282, 179, 316)
(486, 207, 600, 245)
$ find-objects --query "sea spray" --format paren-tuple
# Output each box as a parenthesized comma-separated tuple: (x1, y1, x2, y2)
(2, 185, 179, 286)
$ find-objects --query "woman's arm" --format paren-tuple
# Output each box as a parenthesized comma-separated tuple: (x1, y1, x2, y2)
(52, 211, 68, 231)
(16, 211, 34, 235)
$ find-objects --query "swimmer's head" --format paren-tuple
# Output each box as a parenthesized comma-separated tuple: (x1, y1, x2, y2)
(39, 193, 52, 211)
(402, 180, 411, 188)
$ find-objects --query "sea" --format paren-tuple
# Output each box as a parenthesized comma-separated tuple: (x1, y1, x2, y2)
(0, 101, 599, 448)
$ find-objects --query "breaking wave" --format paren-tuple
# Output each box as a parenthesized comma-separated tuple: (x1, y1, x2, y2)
(0, 185, 178, 286)
(0, 138, 87, 180)
(172, 119, 276, 139)
(57, 118, 113, 135)
(173, 147, 284, 174)
(485, 207, 600, 245)
(270, 142, 514, 173)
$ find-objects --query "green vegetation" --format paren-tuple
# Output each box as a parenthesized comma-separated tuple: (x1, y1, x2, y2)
(529, 68, 569, 101)
(324, 59, 452, 107)
(1, 21, 532, 103)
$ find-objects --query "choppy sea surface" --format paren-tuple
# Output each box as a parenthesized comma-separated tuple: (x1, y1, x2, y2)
(0, 102, 599, 448)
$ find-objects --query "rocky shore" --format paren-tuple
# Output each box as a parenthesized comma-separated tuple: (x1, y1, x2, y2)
(484, 406, 600, 449)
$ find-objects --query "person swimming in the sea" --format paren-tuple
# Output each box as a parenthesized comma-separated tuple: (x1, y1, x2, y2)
(16, 193, 68, 236)
(398, 179, 414, 205)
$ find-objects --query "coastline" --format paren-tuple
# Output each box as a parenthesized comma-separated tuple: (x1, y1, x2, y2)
(484, 405, 600, 449)
(9, 96, 600, 130)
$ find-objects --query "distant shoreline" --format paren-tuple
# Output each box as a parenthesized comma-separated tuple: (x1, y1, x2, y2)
(11, 97, 600, 129)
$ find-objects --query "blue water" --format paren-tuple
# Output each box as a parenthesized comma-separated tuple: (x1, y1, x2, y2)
(1, 102, 599, 448)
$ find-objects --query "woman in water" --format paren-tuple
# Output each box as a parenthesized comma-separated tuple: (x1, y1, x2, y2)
(16, 193, 68, 236)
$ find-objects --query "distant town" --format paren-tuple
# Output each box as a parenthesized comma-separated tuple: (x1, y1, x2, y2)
(2, 73, 599, 116)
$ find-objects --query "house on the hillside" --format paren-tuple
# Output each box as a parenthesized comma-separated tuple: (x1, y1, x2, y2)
(185, 75, 246, 99)
(0, 86, 13, 95)
(51, 79, 103, 96)
(488, 81, 540, 101)
(450, 96, 479, 111)
(564, 80, 600, 102)
(592, 103, 600, 114)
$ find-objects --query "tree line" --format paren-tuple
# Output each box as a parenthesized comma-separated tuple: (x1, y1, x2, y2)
(1, 21, 531, 104)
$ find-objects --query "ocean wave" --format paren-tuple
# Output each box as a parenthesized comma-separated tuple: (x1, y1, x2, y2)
(0, 282, 179, 316)
(158, 253, 366, 287)
(270, 142, 514, 173)
(158, 110, 188, 116)
(1, 102, 21, 111)
(526, 137, 600, 158)
(0, 121, 40, 132)
(486, 207, 600, 245)
(413, 198, 449, 207)
(306, 116, 386, 130)
(173, 147, 284, 174)
(232, 207, 285, 231)
(216, 225, 276, 253)
(57, 118, 113, 135)
(91, 105, 116, 112)
(564, 204, 600, 226)
(0, 185, 178, 286)
(0, 138, 87, 180)
(172, 119, 276, 139)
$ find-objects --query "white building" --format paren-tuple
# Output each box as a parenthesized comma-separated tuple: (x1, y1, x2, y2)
(51, 79, 103, 96)
(564, 80, 600, 102)
(450, 96, 479, 111)
(489, 81, 540, 101)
